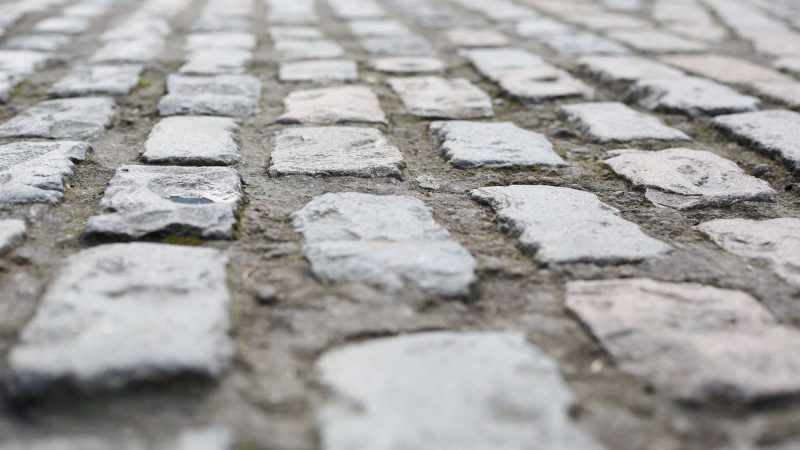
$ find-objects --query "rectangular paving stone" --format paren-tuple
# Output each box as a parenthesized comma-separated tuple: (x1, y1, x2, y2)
(605, 148, 776, 209)
(102, 18, 171, 41)
(316, 332, 602, 450)
(430, 121, 565, 168)
(276, 39, 344, 60)
(278, 86, 386, 125)
(540, 32, 631, 56)
(0, 97, 116, 140)
(566, 278, 800, 403)
(50, 64, 144, 97)
(498, 71, 595, 104)
(713, 110, 800, 172)
(608, 30, 707, 53)
(5, 243, 232, 397)
(348, 19, 409, 37)
(278, 59, 357, 83)
(86, 165, 242, 240)
(369, 56, 444, 74)
(0, 219, 25, 257)
(558, 102, 691, 143)
(750, 81, 800, 110)
(143, 116, 240, 165)
(327, 0, 385, 20)
(185, 32, 257, 51)
(662, 54, 794, 85)
(0, 141, 89, 205)
(159, 74, 261, 117)
(4, 34, 72, 52)
(360, 35, 435, 57)
(626, 76, 761, 116)
(2, 427, 235, 450)
(91, 38, 165, 63)
(388, 76, 493, 119)
(0, 50, 49, 77)
(776, 57, 800, 77)
(292, 193, 476, 297)
(445, 28, 508, 47)
(471, 185, 671, 264)
(269, 26, 323, 40)
(179, 49, 252, 75)
(698, 218, 800, 287)
(270, 127, 403, 178)
(461, 47, 547, 82)
(33, 16, 90, 34)
(578, 55, 685, 84)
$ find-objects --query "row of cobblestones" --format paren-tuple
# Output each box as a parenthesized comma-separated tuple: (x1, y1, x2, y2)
(1, 0, 800, 448)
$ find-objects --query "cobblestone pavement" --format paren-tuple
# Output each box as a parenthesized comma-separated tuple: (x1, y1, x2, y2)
(1, 0, 800, 448)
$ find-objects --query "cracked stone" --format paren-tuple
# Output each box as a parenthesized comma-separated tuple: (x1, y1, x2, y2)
(713, 110, 800, 172)
(388, 76, 493, 119)
(143, 116, 240, 165)
(698, 218, 800, 287)
(0, 141, 89, 205)
(566, 278, 800, 403)
(86, 165, 242, 240)
(292, 193, 476, 297)
(430, 120, 565, 168)
(270, 127, 403, 178)
(50, 65, 144, 97)
(578, 55, 685, 83)
(6, 243, 232, 397)
(472, 185, 671, 264)
(604, 148, 776, 209)
(369, 57, 444, 74)
(159, 74, 261, 117)
(316, 332, 602, 450)
(0, 97, 117, 139)
(278, 86, 386, 125)
(626, 76, 761, 116)
(0, 219, 25, 256)
(279, 59, 357, 83)
(559, 102, 691, 143)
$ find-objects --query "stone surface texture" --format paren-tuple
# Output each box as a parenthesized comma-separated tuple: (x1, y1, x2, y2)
(278, 86, 387, 124)
(143, 116, 240, 165)
(559, 102, 691, 143)
(0, 141, 90, 205)
(0, 219, 26, 256)
(0, 97, 117, 139)
(388, 76, 494, 119)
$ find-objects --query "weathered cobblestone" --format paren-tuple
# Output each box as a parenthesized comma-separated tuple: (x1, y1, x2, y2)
(626, 76, 761, 116)
(714, 110, 800, 172)
(278, 86, 387, 125)
(143, 117, 240, 165)
(559, 102, 691, 143)
(0, 97, 117, 139)
(50, 65, 144, 97)
(389, 76, 494, 118)
(317, 332, 602, 450)
(292, 193, 475, 296)
(6, 243, 232, 396)
(159, 74, 261, 117)
(278, 59, 358, 82)
(0, 141, 89, 205)
(0, 219, 25, 256)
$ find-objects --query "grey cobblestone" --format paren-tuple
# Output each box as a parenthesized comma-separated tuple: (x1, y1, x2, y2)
(559, 101, 691, 143)
(0, 97, 117, 139)
(0, 141, 89, 205)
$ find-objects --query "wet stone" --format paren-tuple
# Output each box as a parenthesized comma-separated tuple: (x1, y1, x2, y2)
(143, 116, 240, 165)
(471, 185, 671, 264)
(292, 193, 476, 297)
(5, 243, 232, 397)
(604, 148, 776, 209)
(279, 86, 386, 125)
(159, 74, 261, 117)
(270, 127, 403, 178)
(179, 49, 252, 75)
(713, 110, 800, 172)
(0, 97, 116, 140)
(698, 218, 800, 287)
(430, 121, 565, 168)
(276, 39, 345, 60)
(86, 165, 242, 240)
(185, 32, 257, 51)
(608, 30, 707, 53)
(0, 219, 25, 256)
(578, 55, 685, 83)
(566, 278, 800, 403)
(0, 141, 89, 205)
(445, 28, 508, 47)
(626, 76, 761, 116)
(279, 59, 358, 83)
(558, 102, 691, 143)
(369, 56, 444, 74)
(50, 65, 144, 97)
(316, 332, 602, 450)
(388, 76, 494, 119)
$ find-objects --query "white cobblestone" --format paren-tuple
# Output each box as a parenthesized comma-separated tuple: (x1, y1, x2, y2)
(292, 193, 476, 296)
(143, 116, 240, 165)
(316, 332, 602, 450)
(430, 120, 565, 168)
(185, 32, 257, 51)
(86, 165, 242, 239)
(604, 148, 776, 209)
(270, 127, 403, 177)
(6, 243, 232, 396)
(472, 185, 671, 264)
(278, 86, 386, 125)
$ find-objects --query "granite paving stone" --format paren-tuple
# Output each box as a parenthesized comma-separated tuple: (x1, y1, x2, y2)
(559, 102, 690, 143)
(278, 86, 387, 124)
(0, 97, 117, 139)
(388, 76, 493, 119)
(143, 116, 240, 165)
(0, 141, 90, 205)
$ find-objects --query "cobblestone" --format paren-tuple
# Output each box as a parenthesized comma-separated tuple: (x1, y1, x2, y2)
(50, 64, 144, 97)
(714, 110, 800, 172)
(388, 76, 494, 118)
(278, 86, 387, 125)
(0, 219, 25, 256)
(0, 141, 89, 205)
(558, 101, 691, 143)
(143, 117, 240, 165)
(0, 97, 117, 139)
(626, 76, 761, 116)
(278, 59, 358, 83)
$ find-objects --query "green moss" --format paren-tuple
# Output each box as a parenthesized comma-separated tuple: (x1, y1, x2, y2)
(160, 235, 204, 246)
(137, 77, 151, 88)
